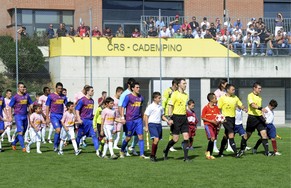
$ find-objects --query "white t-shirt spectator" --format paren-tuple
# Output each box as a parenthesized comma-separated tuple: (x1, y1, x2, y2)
(159, 30, 171, 38)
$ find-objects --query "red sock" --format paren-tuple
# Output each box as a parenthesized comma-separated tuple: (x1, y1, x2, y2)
(151, 143, 158, 156)
(272, 140, 277, 152)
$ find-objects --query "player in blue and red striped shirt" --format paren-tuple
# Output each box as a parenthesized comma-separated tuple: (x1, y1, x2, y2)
(8, 82, 33, 152)
(75, 86, 100, 157)
(46, 82, 67, 151)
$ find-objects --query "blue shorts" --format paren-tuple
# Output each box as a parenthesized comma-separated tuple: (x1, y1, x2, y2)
(234, 124, 246, 136)
(0, 121, 4, 131)
(266, 123, 276, 139)
(50, 113, 63, 129)
(78, 119, 96, 138)
(125, 118, 143, 137)
(148, 123, 162, 140)
(15, 114, 28, 133)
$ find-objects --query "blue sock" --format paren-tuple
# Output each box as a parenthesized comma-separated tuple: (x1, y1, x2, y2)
(54, 133, 60, 148)
(92, 136, 99, 150)
(139, 140, 144, 156)
(12, 135, 19, 146)
(121, 139, 129, 152)
(18, 134, 25, 148)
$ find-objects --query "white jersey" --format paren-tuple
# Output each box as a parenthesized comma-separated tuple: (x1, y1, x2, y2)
(235, 108, 243, 125)
(264, 106, 274, 124)
(144, 102, 164, 124)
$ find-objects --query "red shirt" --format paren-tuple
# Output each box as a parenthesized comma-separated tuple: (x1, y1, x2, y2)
(186, 109, 198, 126)
(201, 103, 220, 127)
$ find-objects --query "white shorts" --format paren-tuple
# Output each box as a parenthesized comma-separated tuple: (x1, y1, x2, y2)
(3, 113, 12, 126)
(103, 124, 114, 140)
(114, 122, 123, 132)
(60, 126, 75, 140)
(29, 128, 41, 142)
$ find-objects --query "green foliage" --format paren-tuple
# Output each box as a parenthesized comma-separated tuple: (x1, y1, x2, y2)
(0, 128, 290, 188)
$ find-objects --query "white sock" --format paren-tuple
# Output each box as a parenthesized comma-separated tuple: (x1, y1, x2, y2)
(82, 136, 86, 141)
(0, 140, 2, 149)
(48, 125, 53, 140)
(28, 140, 33, 147)
(59, 140, 64, 151)
(6, 127, 11, 142)
(214, 140, 218, 149)
(109, 141, 114, 156)
(102, 142, 108, 157)
(114, 132, 120, 147)
(41, 127, 46, 142)
(1, 129, 7, 140)
(24, 128, 29, 141)
(36, 141, 41, 152)
(12, 128, 17, 137)
(72, 139, 78, 152)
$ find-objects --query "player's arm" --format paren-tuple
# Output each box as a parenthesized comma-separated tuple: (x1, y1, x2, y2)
(100, 114, 105, 136)
(93, 108, 99, 130)
(60, 114, 68, 131)
(201, 107, 217, 125)
(237, 98, 248, 112)
(45, 95, 51, 124)
(161, 114, 173, 126)
(143, 114, 149, 132)
(7, 97, 15, 122)
(162, 90, 169, 109)
(75, 100, 83, 124)
(30, 116, 37, 131)
(120, 95, 129, 120)
(249, 95, 267, 113)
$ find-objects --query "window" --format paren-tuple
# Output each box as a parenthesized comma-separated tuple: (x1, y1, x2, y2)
(22, 10, 33, 24)
(35, 11, 60, 24)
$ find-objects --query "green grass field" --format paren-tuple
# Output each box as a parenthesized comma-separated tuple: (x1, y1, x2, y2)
(0, 128, 290, 188)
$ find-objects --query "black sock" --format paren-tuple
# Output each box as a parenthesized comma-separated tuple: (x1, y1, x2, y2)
(189, 137, 193, 146)
(207, 140, 214, 155)
(254, 139, 262, 150)
(240, 137, 247, 150)
(165, 139, 176, 152)
(261, 139, 269, 154)
(183, 140, 189, 159)
(229, 138, 237, 154)
(219, 137, 227, 155)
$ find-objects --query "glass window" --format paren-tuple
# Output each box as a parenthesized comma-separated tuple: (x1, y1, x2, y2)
(103, 0, 142, 10)
(62, 11, 74, 25)
(264, 2, 291, 18)
(22, 10, 33, 24)
(35, 11, 60, 24)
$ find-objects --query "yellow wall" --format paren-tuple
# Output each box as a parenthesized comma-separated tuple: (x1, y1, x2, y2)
(50, 37, 239, 58)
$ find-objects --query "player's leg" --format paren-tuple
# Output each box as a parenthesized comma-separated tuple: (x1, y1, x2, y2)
(258, 120, 270, 156)
(58, 127, 67, 154)
(47, 123, 54, 143)
(120, 121, 133, 156)
(113, 122, 122, 149)
(36, 130, 42, 154)
(204, 125, 215, 159)
(0, 121, 4, 151)
(134, 118, 148, 158)
(86, 120, 99, 154)
(41, 124, 46, 143)
(268, 124, 280, 155)
(163, 116, 180, 160)
(6, 125, 12, 142)
(51, 114, 62, 151)
(68, 126, 80, 155)
(17, 116, 28, 151)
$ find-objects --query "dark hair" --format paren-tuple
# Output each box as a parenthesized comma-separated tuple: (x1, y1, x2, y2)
(177, 78, 186, 85)
(33, 104, 41, 112)
(172, 78, 179, 86)
(102, 91, 107, 95)
(127, 78, 136, 86)
(105, 97, 114, 104)
(84, 86, 93, 95)
(253, 82, 261, 88)
(18, 82, 24, 87)
(62, 88, 67, 92)
(43, 87, 50, 93)
(152, 92, 161, 100)
(66, 101, 74, 109)
(217, 79, 228, 90)
(83, 85, 90, 90)
(207, 93, 216, 102)
(116, 86, 124, 93)
(269, 99, 278, 108)
(6, 89, 12, 93)
(36, 92, 42, 97)
(56, 82, 63, 88)
(130, 82, 140, 90)
(225, 83, 235, 91)
(187, 99, 195, 105)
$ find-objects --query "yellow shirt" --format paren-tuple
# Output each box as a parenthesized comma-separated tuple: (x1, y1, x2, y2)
(93, 106, 103, 129)
(248, 92, 262, 116)
(168, 90, 188, 115)
(162, 87, 174, 116)
(218, 95, 243, 117)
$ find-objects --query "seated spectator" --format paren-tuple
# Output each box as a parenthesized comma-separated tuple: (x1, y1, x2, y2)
(242, 32, 252, 55)
(204, 29, 213, 39)
(216, 31, 226, 44)
(46, 24, 55, 39)
(254, 21, 261, 31)
(195, 30, 204, 39)
(201, 25, 207, 38)
(77, 22, 90, 38)
(17, 26, 28, 37)
(221, 24, 228, 36)
(258, 17, 263, 25)
(147, 27, 158, 38)
(287, 32, 291, 55)
(222, 31, 232, 50)
(233, 19, 243, 30)
(232, 31, 243, 54)
(247, 18, 256, 28)
(275, 12, 284, 36)
(56, 23, 68, 37)
(173, 29, 184, 38)
(201, 17, 210, 29)
(273, 30, 284, 54)
(103, 27, 113, 39)
(132, 28, 141, 38)
(68, 26, 77, 37)
(155, 17, 165, 30)
(159, 26, 171, 38)
(92, 26, 101, 38)
(251, 31, 260, 56)
(215, 18, 222, 32)
(184, 29, 194, 38)
(166, 25, 175, 38)
(169, 15, 181, 32)
(209, 23, 217, 39)
(192, 26, 200, 37)
(189, 16, 199, 31)
(115, 26, 124, 38)
(232, 25, 242, 35)
(181, 20, 191, 32)
(266, 35, 274, 56)
(246, 24, 256, 36)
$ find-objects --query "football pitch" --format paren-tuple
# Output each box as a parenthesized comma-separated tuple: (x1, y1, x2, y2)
(0, 128, 290, 188)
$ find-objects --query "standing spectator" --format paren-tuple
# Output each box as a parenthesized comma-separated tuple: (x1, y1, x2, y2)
(170, 15, 181, 32)
(98, 91, 107, 106)
(258, 24, 267, 55)
(233, 19, 243, 30)
(181, 20, 191, 32)
(103, 27, 113, 39)
(147, 27, 158, 38)
(155, 17, 165, 31)
(242, 32, 252, 56)
(166, 25, 175, 38)
(143, 17, 155, 29)
(274, 30, 284, 55)
(201, 17, 210, 29)
(17, 26, 27, 38)
(46, 24, 55, 39)
(115, 26, 124, 38)
(189, 16, 199, 31)
(159, 26, 171, 38)
(251, 31, 260, 56)
(275, 12, 284, 36)
(215, 18, 222, 32)
(77, 22, 90, 38)
(92, 26, 101, 38)
(68, 26, 76, 37)
(209, 23, 217, 39)
(183, 29, 194, 38)
(132, 28, 141, 38)
(56, 23, 68, 37)
(247, 18, 256, 28)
